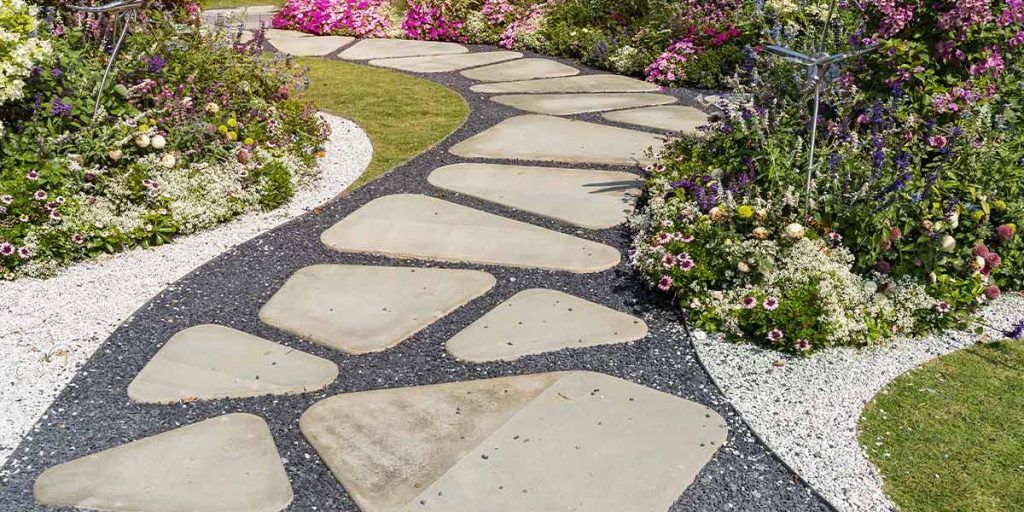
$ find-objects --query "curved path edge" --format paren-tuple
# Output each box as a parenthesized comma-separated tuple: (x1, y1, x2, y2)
(0, 114, 372, 467)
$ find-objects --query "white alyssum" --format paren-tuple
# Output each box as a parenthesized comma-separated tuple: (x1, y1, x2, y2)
(0, 114, 371, 468)
(690, 293, 1024, 512)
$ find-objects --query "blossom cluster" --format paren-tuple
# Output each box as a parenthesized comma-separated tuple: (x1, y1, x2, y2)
(271, 0, 392, 37)
(0, 0, 51, 134)
(402, 2, 466, 42)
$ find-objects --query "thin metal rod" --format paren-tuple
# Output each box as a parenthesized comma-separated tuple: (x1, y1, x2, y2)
(92, 12, 131, 121)
(805, 82, 821, 216)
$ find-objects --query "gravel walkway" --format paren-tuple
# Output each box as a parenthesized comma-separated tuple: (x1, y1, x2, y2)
(0, 114, 371, 467)
(692, 293, 1024, 512)
(0, 40, 835, 511)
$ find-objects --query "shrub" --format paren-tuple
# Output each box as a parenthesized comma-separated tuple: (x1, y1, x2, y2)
(271, 0, 394, 37)
(0, 0, 51, 127)
(0, 10, 327, 279)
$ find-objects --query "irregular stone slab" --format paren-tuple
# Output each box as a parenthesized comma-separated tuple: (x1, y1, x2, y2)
(449, 115, 664, 166)
(267, 33, 354, 57)
(300, 372, 728, 512)
(460, 58, 579, 82)
(471, 74, 660, 94)
(602, 105, 710, 134)
(445, 289, 648, 362)
(259, 265, 495, 354)
(339, 39, 467, 60)
(491, 92, 676, 115)
(320, 194, 621, 272)
(34, 414, 292, 512)
(127, 324, 338, 404)
(301, 373, 563, 511)
(369, 51, 522, 73)
(427, 163, 641, 229)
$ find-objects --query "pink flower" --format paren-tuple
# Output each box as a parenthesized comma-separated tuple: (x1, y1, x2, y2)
(657, 276, 674, 291)
(795, 339, 811, 352)
(655, 232, 671, 245)
(678, 256, 695, 272)
(985, 252, 1002, 268)
(984, 285, 1001, 300)
(1, 195, 12, 204)
(71, 234, 85, 245)
(766, 329, 784, 343)
(741, 296, 757, 309)
(996, 224, 1015, 242)
(0, 243, 13, 256)
(828, 232, 843, 242)
(934, 302, 952, 314)
(927, 135, 948, 148)
(17, 247, 31, 259)
(680, 234, 695, 243)
(763, 297, 779, 311)
(26, 170, 39, 180)
(33, 190, 47, 200)
(973, 244, 991, 257)
(661, 254, 677, 268)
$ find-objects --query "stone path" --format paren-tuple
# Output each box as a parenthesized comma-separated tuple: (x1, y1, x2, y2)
(1, 20, 833, 512)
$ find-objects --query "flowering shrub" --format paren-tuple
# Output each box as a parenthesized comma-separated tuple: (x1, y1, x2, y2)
(402, 1, 466, 42)
(271, 0, 392, 37)
(0, 0, 51, 130)
(0, 11, 327, 279)
(630, 1, 1023, 353)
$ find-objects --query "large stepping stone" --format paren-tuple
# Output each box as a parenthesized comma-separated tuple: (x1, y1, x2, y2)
(369, 51, 522, 73)
(471, 74, 660, 94)
(449, 115, 664, 166)
(320, 194, 621, 272)
(338, 39, 467, 60)
(127, 324, 338, 404)
(260, 265, 495, 354)
(427, 163, 641, 229)
(300, 371, 728, 512)
(460, 58, 579, 82)
(603, 105, 709, 134)
(34, 414, 292, 512)
(266, 32, 354, 57)
(446, 289, 648, 362)
(491, 92, 676, 115)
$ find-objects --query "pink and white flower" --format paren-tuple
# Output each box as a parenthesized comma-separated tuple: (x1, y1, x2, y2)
(0, 242, 14, 256)
(661, 253, 677, 268)
(741, 296, 757, 309)
(795, 339, 811, 352)
(934, 302, 952, 314)
(33, 190, 47, 200)
(766, 329, 784, 342)
(657, 276, 674, 291)
(678, 255, 695, 272)
(763, 297, 779, 311)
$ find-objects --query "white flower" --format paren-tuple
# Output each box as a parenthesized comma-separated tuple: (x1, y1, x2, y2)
(160, 153, 176, 169)
(939, 235, 957, 253)
(150, 134, 166, 150)
(135, 133, 151, 148)
(784, 223, 806, 240)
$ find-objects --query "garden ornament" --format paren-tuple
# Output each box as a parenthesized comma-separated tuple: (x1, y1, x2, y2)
(761, 0, 876, 213)
(64, 0, 150, 121)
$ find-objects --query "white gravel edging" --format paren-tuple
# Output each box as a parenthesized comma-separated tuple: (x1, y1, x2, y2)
(0, 113, 371, 467)
(690, 293, 1024, 512)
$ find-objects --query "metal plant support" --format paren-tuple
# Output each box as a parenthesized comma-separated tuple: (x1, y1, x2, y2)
(65, 0, 149, 121)
(761, 0, 875, 213)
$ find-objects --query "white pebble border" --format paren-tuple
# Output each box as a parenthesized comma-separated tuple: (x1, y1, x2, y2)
(690, 292, 1024, 512)
(0, 114, 371, 467)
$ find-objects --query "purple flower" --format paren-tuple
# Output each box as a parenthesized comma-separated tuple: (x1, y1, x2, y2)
(657, 276, 674, 291)
(795, 339, 811, 352)
(50, 68, 63, 78)
(741, 296, 757, 309)
(33, 190, 47, 200)
(763, 297, 779, 311)
(17, 247, 31, 259)
(767, 328, 784, 342)
(26, 170, 39, 180)
(1, 195, 12, 204)
(71, 234, 85, 245)
(50, 97, 73, 117)
(934, 302, 952, 314)
(147, 55, 167, 74)
(678, 256, 695, 272)
(0, 243, 13, 256)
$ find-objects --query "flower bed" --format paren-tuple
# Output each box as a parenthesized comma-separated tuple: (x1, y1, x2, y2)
(0, 5, 327, 279)
(631, 0, 1023, 354)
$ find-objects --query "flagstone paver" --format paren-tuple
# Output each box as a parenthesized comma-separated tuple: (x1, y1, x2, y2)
(490, 92, 676, 115)
(427, 163, 641, 229)
(301, 371, 727, 512)
(34, 414, 292, 512)
(449, 115, 664, 166)
(471, 74, 660, 94)
(320, 194, 621, 272)
(267, 33, 355, 56)
(127, 324, 338, 404)
(369, 51, 522, 73)
(602, 105, 710, 134)
(259, 265, 495, 354)
(338, 39, 468, 60)
(460, 58, 580, 82)
(445, 289, 648, 362)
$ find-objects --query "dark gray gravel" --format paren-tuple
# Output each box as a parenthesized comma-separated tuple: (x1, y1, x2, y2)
(0, 44, 834, 512)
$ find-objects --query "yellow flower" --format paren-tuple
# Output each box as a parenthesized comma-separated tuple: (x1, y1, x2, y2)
(217, 125, 228, 134)
(244, 137, 254, 146)
(227, 118, 238, 128)
(227, 131, 238, 141)
(138, 123, 148, 132)
(737, 205, 754, 219)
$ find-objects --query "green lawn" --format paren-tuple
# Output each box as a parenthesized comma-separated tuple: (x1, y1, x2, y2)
(859, 340, 1024, 512)
(299, 58, 468, 190)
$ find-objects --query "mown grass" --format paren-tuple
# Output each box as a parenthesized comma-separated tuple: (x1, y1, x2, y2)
(858, 339, 1024, 512)
(298, 57, 468, 190)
